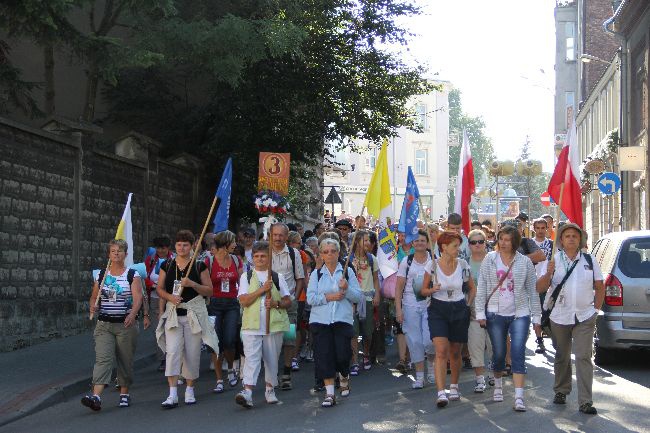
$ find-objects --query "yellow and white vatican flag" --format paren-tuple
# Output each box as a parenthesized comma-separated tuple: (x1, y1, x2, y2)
(115, 193, 134, 267)
(363, 140, 398, 278)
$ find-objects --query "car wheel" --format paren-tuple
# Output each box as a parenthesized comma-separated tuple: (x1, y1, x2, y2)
(594, 345, 617, 365)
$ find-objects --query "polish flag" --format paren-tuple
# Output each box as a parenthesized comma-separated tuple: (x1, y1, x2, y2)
(454, 130, 476, 234)
(547, 119, 583, 228)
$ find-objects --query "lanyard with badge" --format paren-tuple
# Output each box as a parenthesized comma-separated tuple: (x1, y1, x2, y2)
(557, 251, 580, 306)
(173, 261, 188, 296)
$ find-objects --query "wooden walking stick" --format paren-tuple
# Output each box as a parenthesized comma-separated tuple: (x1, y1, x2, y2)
(177, 197, 221, 297)
(89, 260, 112, 320)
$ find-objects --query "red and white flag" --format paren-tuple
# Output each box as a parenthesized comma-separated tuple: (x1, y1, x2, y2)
(547, 119, 583, 228)
(454, 130, 476, 234)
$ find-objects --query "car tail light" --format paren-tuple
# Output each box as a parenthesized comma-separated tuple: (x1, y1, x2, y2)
(604, 274, 623, 306)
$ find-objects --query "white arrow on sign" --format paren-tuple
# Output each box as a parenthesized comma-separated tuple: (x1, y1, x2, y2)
(599, 178, 616, 194)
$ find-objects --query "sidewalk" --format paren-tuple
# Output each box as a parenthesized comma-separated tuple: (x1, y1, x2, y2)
(0, 324, 158, 427)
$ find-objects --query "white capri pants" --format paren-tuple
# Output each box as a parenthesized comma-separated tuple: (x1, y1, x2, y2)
(165, 316, 203, 380)
(402, 303, 434, 364)
(242, 332, 284, 388)
(468, 320, 492, 369)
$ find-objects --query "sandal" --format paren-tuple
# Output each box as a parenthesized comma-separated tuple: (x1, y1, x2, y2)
(213, 380, 224, 393)
(321, 394, 336, 407)
(227, 370, 238, 387)
(514, 397, 526, 412)
(436, 392, 449, 408)
(291, 357, 300, 372)
(579, 402, 598, 415)
(363, 356, 372, 371)
(350, 364, 360, 376)
(449, 385, 461, 401)
(339, 378, 350, 397)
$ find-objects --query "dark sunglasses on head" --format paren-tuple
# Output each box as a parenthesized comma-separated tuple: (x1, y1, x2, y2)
(469, 240, 485, 245)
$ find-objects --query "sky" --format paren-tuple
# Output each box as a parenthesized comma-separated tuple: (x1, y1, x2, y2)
(399, 0, 557, 173)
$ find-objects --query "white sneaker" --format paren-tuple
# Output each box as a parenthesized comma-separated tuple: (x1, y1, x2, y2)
(184, 391, 196, 405)
(474, 379, 486, 393)
(449, 386, 461, 401)
(161, 395, 178, 409)
(412, 377, 425, 389)
(235, 389, 253, 408)
(493, 387, 504, 402)
(265, 387, 279, 404)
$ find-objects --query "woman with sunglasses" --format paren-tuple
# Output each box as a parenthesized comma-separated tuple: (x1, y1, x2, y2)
(466, 229, 493, 393)
(422, 231, 475, 408)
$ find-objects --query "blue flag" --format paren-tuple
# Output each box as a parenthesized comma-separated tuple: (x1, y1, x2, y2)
(398, 167, 420, 244)
(212, 158, 232, 233)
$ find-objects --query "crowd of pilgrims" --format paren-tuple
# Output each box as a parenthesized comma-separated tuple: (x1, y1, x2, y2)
(82, 210, 604, 416)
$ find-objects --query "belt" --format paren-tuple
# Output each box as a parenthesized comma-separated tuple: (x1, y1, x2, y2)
(98, 314, 127, 323)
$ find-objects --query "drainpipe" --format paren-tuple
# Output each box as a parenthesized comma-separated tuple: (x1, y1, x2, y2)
(604, 12, 628, 230)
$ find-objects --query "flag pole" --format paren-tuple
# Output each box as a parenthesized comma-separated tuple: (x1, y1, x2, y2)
(342, 206, 366, 275)
(89, 260, 112, 320)
(178, 196, 221, 297)
(418, 197, 438, 285)
(266, 224, 273, 336)
(549, 182, 565, 261)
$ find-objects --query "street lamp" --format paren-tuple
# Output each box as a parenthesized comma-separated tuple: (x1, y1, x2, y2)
(580, 54, 613, 65)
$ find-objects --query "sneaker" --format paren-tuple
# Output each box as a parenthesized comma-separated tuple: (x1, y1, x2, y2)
(487, 374, 495, 387)
(436, 392, 449, 408)
(235, 390, 253, 409)
(363, 356, 372, 371)
(427, 374, 436, 385)
(280, 374, 292, 391)
(493, 387, 504, 402)
(184, 391, 196, 405)
(291, 357, 300, 372)
(228, 370, 238, 387)
(321, 394, 336, 407)
(157, 360, 166, 372)
(514, 397, 526, 412)
(118, 394, 131, 408)
(177, 376, 184, 385)
(462, 357, 473, 370)
(474, 379, 486, 393)
(350, 363, 360, 376)
(553, 392, 566, 404)
(161, 395, 178, 409)
(449, 385, 461, 401)
(579, 402, 598, 415)
(305, 349, 314, 362)
(114, 378, 119, 389)
(412, 377, 425, 389)
(535, 337, 546, 354)
(265, 387, 279, 404)
(81, 395, 101, 411)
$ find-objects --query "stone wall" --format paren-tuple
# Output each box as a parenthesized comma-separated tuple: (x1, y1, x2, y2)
(0, 117, 207, 351)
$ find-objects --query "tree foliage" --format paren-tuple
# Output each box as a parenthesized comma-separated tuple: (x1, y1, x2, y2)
(447, 88, 495, 213)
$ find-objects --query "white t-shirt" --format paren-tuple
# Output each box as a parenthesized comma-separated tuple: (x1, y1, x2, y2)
(397, 255, 431, 307)
(489, 254, 516, 316)
(238, 270, 290, 335)
(545, 252, 604, 325)
(426, 259, 469, 303)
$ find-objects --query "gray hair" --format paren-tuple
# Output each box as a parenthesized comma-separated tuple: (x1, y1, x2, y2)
(305, 236, 318, 247)
(271, 222, 289, 234)
(319, 238, 340, 253)
(108, 239, 128, 254)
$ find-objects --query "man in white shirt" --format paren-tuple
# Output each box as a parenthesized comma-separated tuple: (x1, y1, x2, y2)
(537, 223, 605, 415)
(270, 223, 305, 390)
(532, 218, 553, 354)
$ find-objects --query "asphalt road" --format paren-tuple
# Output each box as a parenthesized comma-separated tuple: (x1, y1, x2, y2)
(3, 337, 649, 433)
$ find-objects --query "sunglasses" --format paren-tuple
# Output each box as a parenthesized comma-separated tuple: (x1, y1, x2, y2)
(469, 240, 486, 245)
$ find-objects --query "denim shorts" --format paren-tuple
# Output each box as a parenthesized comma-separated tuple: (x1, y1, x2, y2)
(427, 298, 470, 343)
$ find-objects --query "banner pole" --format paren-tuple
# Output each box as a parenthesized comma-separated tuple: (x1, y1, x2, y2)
(418, 197, 438, 285)
(178, 196, 221, 297)
(342, 206, 366, 275)
(89, 260, 112, 320)
(549, 182, 565, 261)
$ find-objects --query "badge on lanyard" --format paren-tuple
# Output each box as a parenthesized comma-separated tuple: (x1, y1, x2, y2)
(221, 278, 230, 293)
(172, 280, 182, 295)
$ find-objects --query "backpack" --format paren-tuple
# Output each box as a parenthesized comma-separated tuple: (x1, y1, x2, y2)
(520, 238, 532, 255)
(246, 269, 281, 291)
(287, 247, 297, 280)
(207, 254, 241, 277)
(404, 253, 431, 280)
(316, 265, 350, 282)
(349, 252, 374, 271)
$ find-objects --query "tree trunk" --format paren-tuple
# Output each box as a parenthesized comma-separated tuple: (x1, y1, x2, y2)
(44, 43, 55, 115)
(82, 63, 99, 122)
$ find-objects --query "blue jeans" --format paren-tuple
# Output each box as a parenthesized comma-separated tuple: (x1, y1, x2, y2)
(486, 312, 530, 375)
(207, 297, 240, 352)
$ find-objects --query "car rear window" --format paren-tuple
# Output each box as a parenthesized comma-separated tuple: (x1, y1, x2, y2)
(619, 237, 650, 278)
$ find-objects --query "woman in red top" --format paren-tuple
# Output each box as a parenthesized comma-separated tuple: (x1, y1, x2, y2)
(205, 230, 243, 393)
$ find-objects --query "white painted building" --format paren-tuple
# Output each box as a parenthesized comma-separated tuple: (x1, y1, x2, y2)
(324, 84, 451, 221)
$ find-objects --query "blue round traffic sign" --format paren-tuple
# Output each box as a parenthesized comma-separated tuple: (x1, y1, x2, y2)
(597, 172, 621, 195)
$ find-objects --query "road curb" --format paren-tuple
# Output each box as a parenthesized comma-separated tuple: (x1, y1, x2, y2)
(0, 350, 157, 428)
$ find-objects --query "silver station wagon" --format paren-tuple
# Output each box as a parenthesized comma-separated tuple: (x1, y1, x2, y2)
(591, 231, 650, 364)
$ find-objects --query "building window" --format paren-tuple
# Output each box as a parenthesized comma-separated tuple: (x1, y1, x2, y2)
(365, 147, 377, 171)
(415, 149, 427, 175)
(415, 104, 428, 131)
(565, 22, 575, 61)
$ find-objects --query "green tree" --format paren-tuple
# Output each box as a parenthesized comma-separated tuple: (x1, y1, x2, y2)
(0, 40, 41, 116)
(105, 0, 433, 222)
(447, 88, 495, 213)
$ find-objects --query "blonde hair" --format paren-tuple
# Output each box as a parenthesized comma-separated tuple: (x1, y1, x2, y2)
(467, 229, 486, 241)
